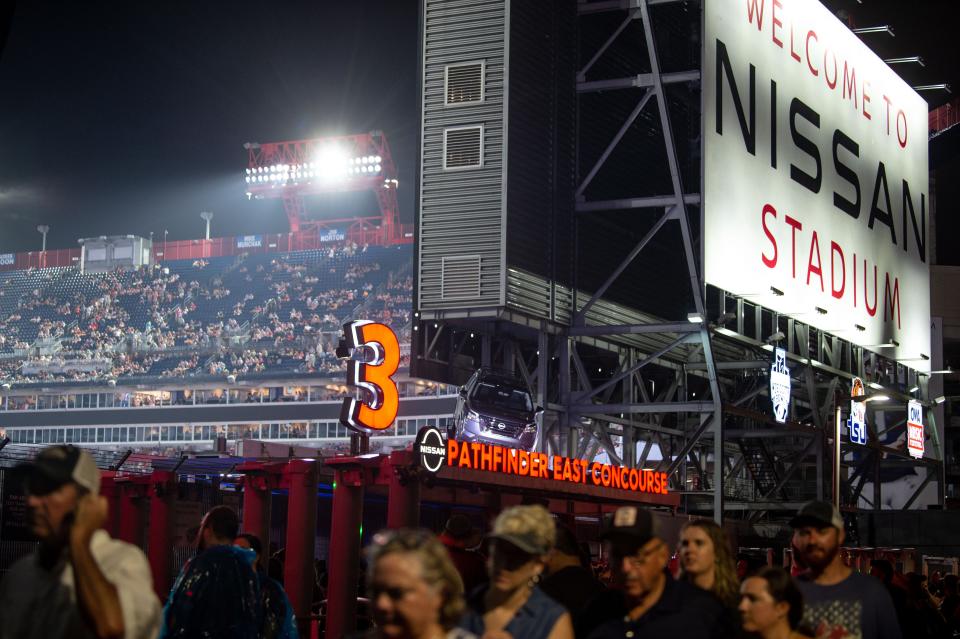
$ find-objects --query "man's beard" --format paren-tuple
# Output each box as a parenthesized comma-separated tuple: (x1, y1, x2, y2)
(801, 541, 838, 571)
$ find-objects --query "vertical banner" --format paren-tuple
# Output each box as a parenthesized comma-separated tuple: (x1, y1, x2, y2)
(907, 399, 924, 458)
(704, 0, 930, 368)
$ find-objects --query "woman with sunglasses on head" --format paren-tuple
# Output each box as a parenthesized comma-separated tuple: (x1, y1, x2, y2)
(457, 505, 574, 639)
(364, 529, 476, 639)
(739, 567, 812, 639)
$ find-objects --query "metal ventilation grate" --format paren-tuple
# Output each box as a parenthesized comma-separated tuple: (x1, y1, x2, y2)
(443, 126, 483, 169)
(445, 62, 484, 105)
(441, 255, 481, 300)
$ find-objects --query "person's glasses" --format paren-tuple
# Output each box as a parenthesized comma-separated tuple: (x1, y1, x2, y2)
(618, 542, 664, 568)
(370, 585, 415, 601)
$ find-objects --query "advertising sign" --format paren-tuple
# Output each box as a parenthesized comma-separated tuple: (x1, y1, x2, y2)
(907, 399, 924, 458)
(770, 347, 791, 423)
(0, 253, 14, 266)
(704, 0, 930, 369)
(319, 228, 346, 243)
(236, 235, 262, 248)
(849, 377, 867, 445)
(340, 320, 400, 433)
(414, 427, 669, 496)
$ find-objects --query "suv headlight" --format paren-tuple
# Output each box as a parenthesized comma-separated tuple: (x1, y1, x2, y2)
(523, 422, 537, 433)
(466, 410, 480, 422)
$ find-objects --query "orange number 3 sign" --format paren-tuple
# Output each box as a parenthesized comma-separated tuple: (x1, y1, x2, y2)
(340, 320, 400, 433)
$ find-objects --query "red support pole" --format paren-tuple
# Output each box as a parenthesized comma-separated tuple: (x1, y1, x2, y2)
(241, 473, 273, 556)
(283, 460, 319, 637)
(325, 466, 365, 639)
(147, 471, 176, 599)
(118, 485, 145, 548)
(99, 474, 121, 538)
(386, 452, 420, 529)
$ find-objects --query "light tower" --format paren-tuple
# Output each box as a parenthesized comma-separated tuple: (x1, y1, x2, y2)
(242, 131, 401, 243)
(37, 225, 49, 252)
(200, 211, 213, 240)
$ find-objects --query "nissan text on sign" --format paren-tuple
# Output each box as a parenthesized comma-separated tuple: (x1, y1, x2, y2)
(704, 0, 930, 368)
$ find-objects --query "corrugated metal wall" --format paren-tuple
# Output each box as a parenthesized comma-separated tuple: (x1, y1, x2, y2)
(418, 0, 507, 311)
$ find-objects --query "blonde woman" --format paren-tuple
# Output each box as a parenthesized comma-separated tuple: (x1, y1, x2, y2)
(678, 518, 740, 608)
(458, 505, 573, 639)
(365, 529, 476, 639)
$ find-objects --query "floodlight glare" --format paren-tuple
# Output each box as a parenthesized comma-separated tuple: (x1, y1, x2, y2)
(374, 164, 382, 172)
(314, 146, 349, 182)
(375, 155, 382, 163)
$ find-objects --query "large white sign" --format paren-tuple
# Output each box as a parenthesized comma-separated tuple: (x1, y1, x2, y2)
(704, 0, 930, 369)
(907, 399, 924, 458)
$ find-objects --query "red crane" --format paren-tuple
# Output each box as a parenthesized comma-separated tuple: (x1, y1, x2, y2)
(243, 131, 401, 243)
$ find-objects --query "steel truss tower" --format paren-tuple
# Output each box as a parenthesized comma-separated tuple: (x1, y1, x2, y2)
(414, 0, 942, 526)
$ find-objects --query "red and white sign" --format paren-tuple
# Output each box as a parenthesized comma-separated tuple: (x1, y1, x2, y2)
(907, 399, 924, 459)
(704, 0, 930, 368)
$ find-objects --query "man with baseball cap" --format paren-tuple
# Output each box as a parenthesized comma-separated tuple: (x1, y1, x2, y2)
(581, 506, 725, 639)
(791, 500, 901, 639)
(0, 445, 161, 639)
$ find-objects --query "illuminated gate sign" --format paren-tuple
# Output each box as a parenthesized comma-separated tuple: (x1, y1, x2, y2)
(704, 0, 930, 369)
(415, 427, 669, 496)
(849, 377, 867, 445)
(907, 399, 924, 459)
(340, 320, 400, 433)
(770, 347, 791, 423)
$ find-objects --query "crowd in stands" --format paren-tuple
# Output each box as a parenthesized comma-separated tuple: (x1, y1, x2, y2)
(0, 242, 413, 386)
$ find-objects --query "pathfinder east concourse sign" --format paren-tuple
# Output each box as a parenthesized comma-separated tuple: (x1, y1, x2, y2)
(415, 426, 669, 496)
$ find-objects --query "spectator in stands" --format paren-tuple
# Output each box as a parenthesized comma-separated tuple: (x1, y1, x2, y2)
(438, 514, 487, 596)
(365, 529, 476, 639)
(738, 566, 810, 639)
(579, 506, 725, 639)
(539, 522, 605, 627)
(234, 533, 298, 639)
(790, 501, 901, 639)
(161, 505, 260, 638)
(678, 518, 740, 608)
(457, 505, 573, 639)
(0, 445, 162, 639)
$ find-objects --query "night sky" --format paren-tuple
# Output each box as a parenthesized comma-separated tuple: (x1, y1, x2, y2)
(0, 0, 419, 254)
(0, 1, 956, 255)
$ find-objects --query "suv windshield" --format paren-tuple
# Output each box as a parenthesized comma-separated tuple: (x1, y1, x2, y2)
(472, 381, 533, 413)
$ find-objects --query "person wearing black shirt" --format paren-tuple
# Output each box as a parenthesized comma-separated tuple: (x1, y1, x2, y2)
(540, 523, 604, 625)
(581, 506, 726, 639)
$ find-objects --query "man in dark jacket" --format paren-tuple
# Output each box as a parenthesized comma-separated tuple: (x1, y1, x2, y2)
(581, 506, 726, 639)
(438, 513, 487, 595)
(541, 523, 604, 625)
(161, 506, 261, 639)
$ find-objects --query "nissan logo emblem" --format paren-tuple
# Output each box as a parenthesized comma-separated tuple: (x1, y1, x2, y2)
(497, 422, 505, 430)
(414, 426, 447, 473)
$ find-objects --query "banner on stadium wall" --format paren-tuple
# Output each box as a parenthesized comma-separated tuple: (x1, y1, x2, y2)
(704, 0, 930, 369)
(414, 426, 670, 496)
(770, 347, 791, 423)
(319, 228, 346, 243)
(907, 399, 924, 458)
(849, 377, 867, 445)
(0, 253, 14, 266)
(236, 235, 262, 248)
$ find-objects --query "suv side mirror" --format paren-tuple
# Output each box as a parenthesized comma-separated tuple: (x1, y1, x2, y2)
(535, 406, 544, 414)
(458, 386, 467, 397)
